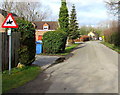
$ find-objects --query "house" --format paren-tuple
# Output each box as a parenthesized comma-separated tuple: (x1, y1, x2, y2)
(32, 21, 59, 41)
(88, 31, 98, 40)
(0, 9, 18, 32)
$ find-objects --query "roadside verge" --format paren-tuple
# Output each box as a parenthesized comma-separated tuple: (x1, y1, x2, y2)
(101, 42, 120, 54)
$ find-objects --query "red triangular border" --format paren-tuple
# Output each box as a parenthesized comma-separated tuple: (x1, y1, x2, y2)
(2, 13, 18, 28)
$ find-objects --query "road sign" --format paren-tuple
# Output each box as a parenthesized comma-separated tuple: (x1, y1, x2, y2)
(1, 13, 18, 74)
(1, 13, 18, 28)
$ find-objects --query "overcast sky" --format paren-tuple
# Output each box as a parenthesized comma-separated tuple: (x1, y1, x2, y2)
(41, 0, 110, 26)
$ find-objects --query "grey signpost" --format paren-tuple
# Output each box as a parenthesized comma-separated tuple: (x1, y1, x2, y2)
(8, 28, 12, 74)
(1, 13, 18, 74)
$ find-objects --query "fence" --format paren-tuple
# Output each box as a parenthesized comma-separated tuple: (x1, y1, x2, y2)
(0, 32, 21, 71)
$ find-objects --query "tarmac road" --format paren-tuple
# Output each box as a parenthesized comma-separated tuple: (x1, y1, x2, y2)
(8, 41, 118, 93)
(45, 41, 118, 93)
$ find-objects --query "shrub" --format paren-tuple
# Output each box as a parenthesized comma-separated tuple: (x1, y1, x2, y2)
(42, 30, 67, 54)
(104, 24, 120, 47)
(12, 18, 36, 65)
(112, 31, 120, 46)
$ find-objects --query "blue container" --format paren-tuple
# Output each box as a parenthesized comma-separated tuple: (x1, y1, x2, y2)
(36, 41, 42, 54)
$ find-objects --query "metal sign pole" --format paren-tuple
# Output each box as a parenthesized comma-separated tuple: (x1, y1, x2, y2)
(8, 28, 12, 74)
(1, 13, 18, 74)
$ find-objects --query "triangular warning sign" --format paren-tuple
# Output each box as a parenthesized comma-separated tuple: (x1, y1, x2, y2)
(2, 13, 18, 28)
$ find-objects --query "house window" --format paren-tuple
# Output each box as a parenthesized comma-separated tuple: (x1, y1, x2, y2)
(43, 26, 48, 30)
(43, 23, 49, 30)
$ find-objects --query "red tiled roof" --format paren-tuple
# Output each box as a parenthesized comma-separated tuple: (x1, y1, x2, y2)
(32, 21, 59, 30)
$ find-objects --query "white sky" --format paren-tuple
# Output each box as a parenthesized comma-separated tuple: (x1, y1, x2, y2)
(0, 0, 110, 26)
(40, 0, 110, 26)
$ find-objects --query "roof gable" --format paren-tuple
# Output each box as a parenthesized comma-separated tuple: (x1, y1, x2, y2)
(43, 23, 49, 26)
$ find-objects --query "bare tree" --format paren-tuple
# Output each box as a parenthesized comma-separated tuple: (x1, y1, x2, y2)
(105, 0, 120, 16)
(1, 1, 51, 21)
(1, 0, 14, 12)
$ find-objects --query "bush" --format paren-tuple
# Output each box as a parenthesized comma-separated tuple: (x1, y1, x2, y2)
(12, 18, 36, 65)
(112, 31, 120, 46)
(42, 30, 67, 54)
(104, 24, 120, 47)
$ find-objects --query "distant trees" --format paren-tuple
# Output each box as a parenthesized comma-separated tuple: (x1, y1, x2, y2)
(69, 4, 80, 43)
(1, 0, 50, 21)
(80, 26, 102, 37)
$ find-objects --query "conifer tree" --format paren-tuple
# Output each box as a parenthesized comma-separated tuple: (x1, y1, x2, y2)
(59, 0, 69, 34)
(58, 0, 69, 51)
(69, 4, 80, 43)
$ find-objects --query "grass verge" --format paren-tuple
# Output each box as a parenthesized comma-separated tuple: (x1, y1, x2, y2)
(40, 43, 80, 56)
(59, 43, 80, 55)
(2, 66, 41, 93)
(101, 42, 120, 53)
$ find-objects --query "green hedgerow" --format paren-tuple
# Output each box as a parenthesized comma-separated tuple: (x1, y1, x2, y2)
(12, 18, 36, 65)
(42, 30, 67, 54)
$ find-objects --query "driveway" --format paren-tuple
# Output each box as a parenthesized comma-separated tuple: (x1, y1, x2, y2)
(8, 41, 118, 93)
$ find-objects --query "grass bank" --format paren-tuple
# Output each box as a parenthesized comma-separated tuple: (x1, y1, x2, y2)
(101, 42, 120, 53)
(2, 66, 41, 93)
(59, 43, 80, 55)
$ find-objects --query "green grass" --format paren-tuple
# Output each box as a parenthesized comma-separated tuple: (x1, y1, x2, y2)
(41, 43, 80, 56)
(101, 42, 120, 53)
(2, 66, 41, 93)
(60, 44, 80, 55)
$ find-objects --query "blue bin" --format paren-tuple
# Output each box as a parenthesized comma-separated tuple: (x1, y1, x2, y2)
(36, 41, 42, 54)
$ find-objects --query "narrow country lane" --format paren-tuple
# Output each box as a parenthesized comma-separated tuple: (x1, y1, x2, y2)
(45, 41, 118, 93)
(9, 41, 118, 93)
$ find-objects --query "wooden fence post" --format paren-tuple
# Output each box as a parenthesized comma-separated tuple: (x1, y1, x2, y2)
(0, 32, 2, 95)
(0, 33, 2, 71)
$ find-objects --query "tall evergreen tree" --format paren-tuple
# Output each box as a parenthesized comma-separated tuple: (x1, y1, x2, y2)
(59, 0, 69, 34)
(69, 4, 80, 42)
(58, 0, 69, 51)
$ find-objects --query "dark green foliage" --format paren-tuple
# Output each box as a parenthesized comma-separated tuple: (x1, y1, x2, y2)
(58, 0, 69, 50)
(108, 31, 120, 46)
(112, 32, 120, 46)
(58, 0, 69, 34)
(12, 18, 36, 65)
(69, 4, 80, 40)
(42, 30, 67, 54)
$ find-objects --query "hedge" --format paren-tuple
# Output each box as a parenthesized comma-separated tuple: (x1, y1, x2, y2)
(104, 25, 120, 47)
(42, 30, 67, 54)
(12, 18, 36, 65)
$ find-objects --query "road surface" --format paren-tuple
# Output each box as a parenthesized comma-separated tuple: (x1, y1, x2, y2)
(9, 41, 118, 93)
